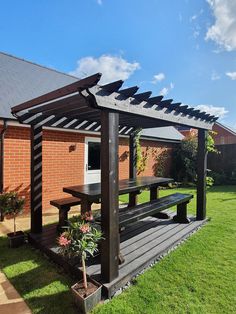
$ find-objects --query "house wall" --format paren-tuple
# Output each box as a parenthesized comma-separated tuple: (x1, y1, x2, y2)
(212, 124, 236, 145)
(1, 125, 175, 214)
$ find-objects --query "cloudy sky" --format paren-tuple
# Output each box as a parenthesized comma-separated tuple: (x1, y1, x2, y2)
(0, 0, 236, 128)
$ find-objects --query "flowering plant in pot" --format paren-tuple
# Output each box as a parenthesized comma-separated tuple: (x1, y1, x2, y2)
(58, 215, 103, 313)
(0, 192, 25, 248)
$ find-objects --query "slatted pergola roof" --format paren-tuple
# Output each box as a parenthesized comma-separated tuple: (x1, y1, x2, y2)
(10, 72, 214, 285)
(11, 73, 218, 132)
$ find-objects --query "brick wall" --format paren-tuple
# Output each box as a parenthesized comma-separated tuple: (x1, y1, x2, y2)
(212, 124, 236, 145)
(3, 126, 31, 211)
(2, 125, 175, 213)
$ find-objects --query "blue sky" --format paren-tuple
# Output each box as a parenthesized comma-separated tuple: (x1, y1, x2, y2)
(1, 0, 236, 128)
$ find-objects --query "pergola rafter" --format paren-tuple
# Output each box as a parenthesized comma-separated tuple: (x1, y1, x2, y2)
(12, 73, 218, 133)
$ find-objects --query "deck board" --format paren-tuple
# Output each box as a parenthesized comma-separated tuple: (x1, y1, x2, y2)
(28, 212, 207, 298)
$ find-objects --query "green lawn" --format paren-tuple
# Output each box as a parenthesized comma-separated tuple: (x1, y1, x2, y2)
(0, 186, 235, 313)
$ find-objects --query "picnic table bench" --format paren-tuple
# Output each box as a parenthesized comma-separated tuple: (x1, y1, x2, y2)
(50, 196, 81, 231)
(63, 177, 193, 263)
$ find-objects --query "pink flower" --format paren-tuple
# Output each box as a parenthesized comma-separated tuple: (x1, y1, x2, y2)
(80, 224, 90, 234)
(58, 234, 71, 247)
(81, 211, 94, 222)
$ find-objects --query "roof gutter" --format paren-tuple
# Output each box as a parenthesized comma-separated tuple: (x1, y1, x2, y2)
(0, 119, 8, 220)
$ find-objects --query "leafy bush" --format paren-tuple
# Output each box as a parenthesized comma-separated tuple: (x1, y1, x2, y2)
(0, 192, 25, 234)
(172, 131, 217, 185)
(172, 134, 198, 183)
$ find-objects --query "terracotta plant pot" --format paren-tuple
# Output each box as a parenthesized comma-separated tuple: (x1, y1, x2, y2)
(71, 278, 102, 313)
(7, 231, 25, 248)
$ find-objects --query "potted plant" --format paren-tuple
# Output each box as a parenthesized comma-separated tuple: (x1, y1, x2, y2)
(0, 192, 25, 248)
(58, 216, 103, 313)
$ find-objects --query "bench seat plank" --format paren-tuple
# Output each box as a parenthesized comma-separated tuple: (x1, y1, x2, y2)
(50, 197, 81, 209)
(119, 193, 193, 228)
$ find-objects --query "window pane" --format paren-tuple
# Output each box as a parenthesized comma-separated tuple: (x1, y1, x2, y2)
(88, 142, 100, 170)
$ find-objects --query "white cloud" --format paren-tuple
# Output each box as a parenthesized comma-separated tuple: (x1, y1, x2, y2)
(226, 71, 236, 80)
(152, 73, 165, 84)
(196, 104, 228, 118)
(190, 14, 197, 22)
(205, 0, 236, 51)
(159, 82, 174, 96)
(69, 55, 140, 84)
(211, 71, 220, 80)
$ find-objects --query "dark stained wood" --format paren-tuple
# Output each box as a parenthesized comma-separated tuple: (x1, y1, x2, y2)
(197, 129, 207, 220)
(50, 196, 81, 209)
(63, 177, 173, 200)
(30, 125, 43, 233)
(150, 186, 159, 200)
(128, 131, 138, 207)
(119, 86, 139, 97)
(168, 102, 182, 111)
(148, 95, 163, 105)
(119, 193, 193, 228)
(133, 91, 152, 102)
(50, 196, 81, 231)
(28, 94, 85, 115)
(28, 213, 207, 298)
(101, 80, 124, 92)
(173, 202, 190, 223)
(159, 99, 173, 107)
(11, 73, 102, 113)
(100, 110, 119, 282)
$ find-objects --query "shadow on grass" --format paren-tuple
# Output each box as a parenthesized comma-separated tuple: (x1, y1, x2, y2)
(0, 237, 76, 314)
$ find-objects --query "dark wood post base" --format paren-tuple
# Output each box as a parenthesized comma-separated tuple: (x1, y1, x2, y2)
(173, 202, 190, 224)
(57, 205, 70, 232)
(128, 190, 141, 207)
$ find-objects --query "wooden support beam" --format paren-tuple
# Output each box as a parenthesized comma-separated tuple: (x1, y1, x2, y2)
(133, 91, 152, 102)
(119, 86, 139, 97)
(100, 110, 119, 282)
(102, 80, 124, 92)
(128, 130, 138, 207)
(197, 129, 207, 220)
(30, 124, 43, 233)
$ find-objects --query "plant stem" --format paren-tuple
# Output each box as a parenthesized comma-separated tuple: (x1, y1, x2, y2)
(82, 256, 88, 291)
(14, 214, 16, 235)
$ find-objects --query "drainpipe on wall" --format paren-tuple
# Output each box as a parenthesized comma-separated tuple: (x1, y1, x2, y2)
(0, 119, 8, 221)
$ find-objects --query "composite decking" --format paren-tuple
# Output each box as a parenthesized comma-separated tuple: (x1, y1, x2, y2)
(28, 210, 207, 298)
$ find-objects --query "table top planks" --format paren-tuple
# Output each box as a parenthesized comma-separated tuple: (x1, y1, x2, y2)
(63, 176, 173, 200)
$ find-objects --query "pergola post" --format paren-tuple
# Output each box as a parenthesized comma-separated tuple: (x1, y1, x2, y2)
(100, 110, 119, 282)
(197, 129, 207, 220)
(30, 124, 43, 233)
(128, 130, 138, 207)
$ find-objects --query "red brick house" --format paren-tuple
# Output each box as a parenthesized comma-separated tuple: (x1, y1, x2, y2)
(0, 52, 184, 213)
(177, 122, 236, 145)
(212, 122, 236, 145)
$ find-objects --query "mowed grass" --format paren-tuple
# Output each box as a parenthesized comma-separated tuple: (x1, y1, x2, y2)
(0, 186, 235, 313)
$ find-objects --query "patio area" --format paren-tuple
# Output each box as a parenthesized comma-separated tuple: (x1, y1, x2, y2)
(28, 209, 207, 297)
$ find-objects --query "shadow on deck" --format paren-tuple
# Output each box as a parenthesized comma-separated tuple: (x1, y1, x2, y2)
(28, 210, 207, 298)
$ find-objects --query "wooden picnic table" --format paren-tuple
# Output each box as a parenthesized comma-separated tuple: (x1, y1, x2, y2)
(63, 176, 173, 215)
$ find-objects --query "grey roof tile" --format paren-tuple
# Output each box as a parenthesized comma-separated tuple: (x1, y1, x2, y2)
(0, 52, 184, 142)
(0, 52, 78, 119)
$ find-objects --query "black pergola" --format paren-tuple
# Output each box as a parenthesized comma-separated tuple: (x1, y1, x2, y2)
(11, 73, 217, 284)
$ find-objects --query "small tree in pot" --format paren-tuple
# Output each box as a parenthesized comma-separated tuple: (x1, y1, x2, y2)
(58, 216, 103, 313)
(0, 192, 25, 248)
